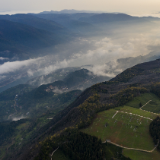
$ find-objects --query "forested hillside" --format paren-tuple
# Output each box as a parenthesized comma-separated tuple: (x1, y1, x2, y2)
(3, 58, 160, 160)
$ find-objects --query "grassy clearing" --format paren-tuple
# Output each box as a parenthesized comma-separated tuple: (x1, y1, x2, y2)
(123, 149, 160, 160)
(81, 107, 155, 150)
(126, 93, 160, 113)
(52, 149, 71, 160)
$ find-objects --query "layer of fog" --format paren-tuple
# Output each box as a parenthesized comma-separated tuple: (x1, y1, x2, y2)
(12, 116, 26, 121)
(1, 20, 160, 87)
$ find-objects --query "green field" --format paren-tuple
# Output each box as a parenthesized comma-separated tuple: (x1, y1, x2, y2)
(52, 149, 71, 160)
(123, 149, 160, 160)
(81, 93, 160, 159)
(81, 107, 157, 150)
(126, 93, 160, 113)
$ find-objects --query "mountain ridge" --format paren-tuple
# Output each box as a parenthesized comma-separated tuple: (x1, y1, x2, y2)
(5, 58, 160, 160)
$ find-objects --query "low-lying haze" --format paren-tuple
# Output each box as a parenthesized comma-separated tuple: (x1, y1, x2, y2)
(0, 17, 160, 91)
(1, 24, 160, 73)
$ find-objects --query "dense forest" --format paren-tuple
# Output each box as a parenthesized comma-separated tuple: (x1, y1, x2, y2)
(149, 116, 160, 150)
(35, 129, 131, 160)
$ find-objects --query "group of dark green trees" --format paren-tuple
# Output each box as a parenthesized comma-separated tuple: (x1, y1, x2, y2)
(149, 116, 160, 150)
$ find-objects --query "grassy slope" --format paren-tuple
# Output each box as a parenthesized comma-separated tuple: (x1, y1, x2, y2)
(81, 107, 156, 150)
(52, 149, 71, 160)
(123, 149, 160, 160)
(126, 93, 160, 113)
(81, 93, 160, 160)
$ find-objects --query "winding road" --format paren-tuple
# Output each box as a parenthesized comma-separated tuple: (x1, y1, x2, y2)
(51, 147, 59, 160)
(140, 100, 152, 110)
(103, 140, 159, 153)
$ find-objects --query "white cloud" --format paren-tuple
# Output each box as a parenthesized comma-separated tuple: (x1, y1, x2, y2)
(1, 24, 160, 78)
(0, 57, 42, 74)
(0, 57, 8, 60)
(12, 116, 26, 121)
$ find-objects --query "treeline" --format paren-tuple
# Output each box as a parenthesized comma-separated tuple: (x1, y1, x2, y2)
(35, 129, 131, 160)
(50, 87, 149, 132)
(112, 66, 145, 82)
(151, 82, 160, 98)
(60, 131, 104, 160)
(111, 87, 148, 106)
(35, 130, 104, 160)
(60, 93, 113, 129)
(149, 116, 160, 150)
(77, 94, 112, 129)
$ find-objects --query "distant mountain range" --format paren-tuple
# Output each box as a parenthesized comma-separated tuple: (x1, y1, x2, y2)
(0, 15, 74, 59)
(39, 9, 103, 14)
(0, 12, 159, 93)
(0, 12, 159, 61)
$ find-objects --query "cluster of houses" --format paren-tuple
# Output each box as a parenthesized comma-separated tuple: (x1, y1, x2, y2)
(45, 85, 68, 93)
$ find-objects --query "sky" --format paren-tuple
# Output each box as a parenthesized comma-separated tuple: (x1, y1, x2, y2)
(0, 0, 160, 16)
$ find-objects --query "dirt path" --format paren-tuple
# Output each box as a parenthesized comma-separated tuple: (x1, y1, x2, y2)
(119, 111, 153, 120)
(112, 111, 118, 118)
(140, 100, 152, 110)
(51, 147, 59, 160)
(112, 110, 153, 120)
(139, 100, 160, 116)
(103, 140, 159, 153)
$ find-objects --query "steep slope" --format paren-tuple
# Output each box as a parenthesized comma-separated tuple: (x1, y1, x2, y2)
(4, 58, 160, 160)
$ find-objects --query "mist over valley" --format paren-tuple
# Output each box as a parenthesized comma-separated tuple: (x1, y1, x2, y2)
(1, 10, 160, 160)
(1, 12, 160, 92)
